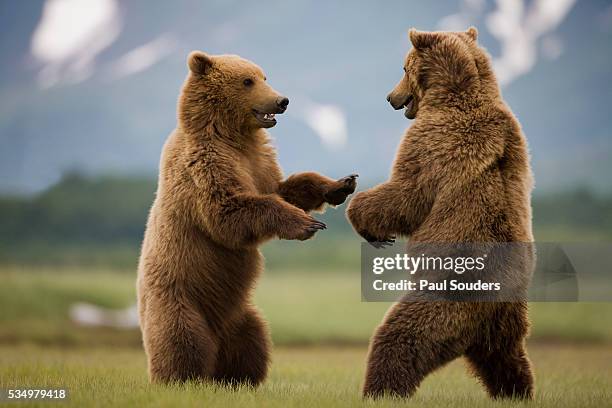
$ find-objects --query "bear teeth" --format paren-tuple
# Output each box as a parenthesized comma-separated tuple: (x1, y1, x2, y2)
(264, 113, 275, 120)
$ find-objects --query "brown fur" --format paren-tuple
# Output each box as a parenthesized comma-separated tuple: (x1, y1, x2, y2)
(347, 28, 535, 399)
(137, 52, 356, 385)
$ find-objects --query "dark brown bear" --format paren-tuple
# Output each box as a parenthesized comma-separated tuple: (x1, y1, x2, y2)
(347, 27, 535, 399)
(137, 51, 357, 385)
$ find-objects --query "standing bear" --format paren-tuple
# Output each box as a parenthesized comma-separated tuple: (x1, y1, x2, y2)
(347, 28, 535, 399)
(137, 51, 357, 385)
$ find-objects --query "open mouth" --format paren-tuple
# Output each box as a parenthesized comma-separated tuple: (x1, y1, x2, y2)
(403, 95, 415, 119)
(253, 110, 278, 128)
(389, 93, 416, 119)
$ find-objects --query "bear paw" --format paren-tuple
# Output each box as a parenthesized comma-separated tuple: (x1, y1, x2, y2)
(324, 174, 358, 206)
(359, 230, 396, 248)
(279, 212, 327, 241)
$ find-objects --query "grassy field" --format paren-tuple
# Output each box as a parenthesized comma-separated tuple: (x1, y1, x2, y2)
(1, 344, 611, 407)
(2, 267, 612, 346)
(1, 267, 611, 406)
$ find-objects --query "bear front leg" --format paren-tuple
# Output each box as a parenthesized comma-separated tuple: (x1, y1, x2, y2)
(212, 307, 271, 387)
(198, 194, 327, 247)
(278, 172, 357, 212)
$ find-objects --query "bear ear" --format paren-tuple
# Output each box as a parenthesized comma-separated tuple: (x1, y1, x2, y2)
(188, 51, 213, 75)
(409, 28, 439, 50)
(466, 26, 478, 42)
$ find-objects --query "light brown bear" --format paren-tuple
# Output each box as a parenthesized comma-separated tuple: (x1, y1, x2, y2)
(347, 28, 535, 399)
(137, 51, 357, 385)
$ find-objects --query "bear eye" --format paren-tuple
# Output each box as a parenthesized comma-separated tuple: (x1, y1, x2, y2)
(243, 78, 254, 87)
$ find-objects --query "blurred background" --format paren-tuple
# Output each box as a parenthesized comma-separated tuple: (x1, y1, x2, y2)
(1, 0, 611, 348)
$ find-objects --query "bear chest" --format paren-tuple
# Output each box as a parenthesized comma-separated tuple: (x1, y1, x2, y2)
(237, 154, 278, 195)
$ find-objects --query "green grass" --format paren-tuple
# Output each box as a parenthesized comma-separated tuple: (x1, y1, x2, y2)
(1, 267, 611, 406)
(0, 344, 610, 407)
(1, 267, 612, 346)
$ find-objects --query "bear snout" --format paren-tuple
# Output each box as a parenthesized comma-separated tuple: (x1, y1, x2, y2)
(276, 96, 289, 112)
(387, 92, 408, 110)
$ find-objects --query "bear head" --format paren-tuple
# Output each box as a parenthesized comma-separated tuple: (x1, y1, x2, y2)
(180, 52, 289, 132)
(387, 27, 492, 120)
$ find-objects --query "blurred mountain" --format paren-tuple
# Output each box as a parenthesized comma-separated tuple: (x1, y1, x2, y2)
(0, 0, 611, 194)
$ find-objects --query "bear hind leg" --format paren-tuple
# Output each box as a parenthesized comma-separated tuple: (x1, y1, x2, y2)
(212, 307, 271, 387)
(466, 340, 534, 399)
(144, 300, 218, 383)
(363, 318, 464, 398)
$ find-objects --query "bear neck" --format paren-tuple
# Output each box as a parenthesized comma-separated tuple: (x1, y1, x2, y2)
(471, 51, 502, 101)
(422, 63, 501, 113)
(179, 95, 258, 151)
